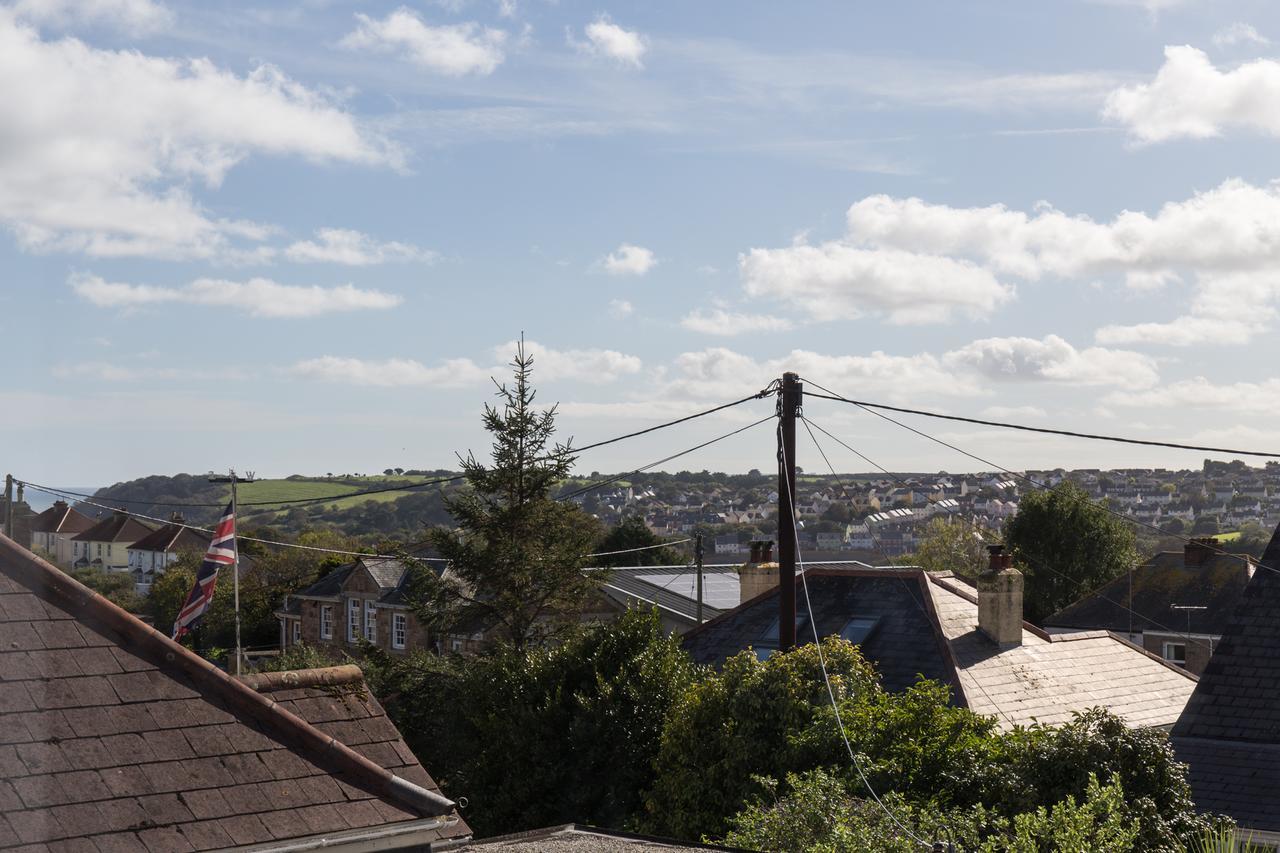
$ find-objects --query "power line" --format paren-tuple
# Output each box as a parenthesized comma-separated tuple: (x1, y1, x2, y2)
(16, 391, 776, 512)
(778, 425, 937, 851)
(582, 538, 693, 559)
(556, 415, 775, 503)
(803, 383, 1280, 460)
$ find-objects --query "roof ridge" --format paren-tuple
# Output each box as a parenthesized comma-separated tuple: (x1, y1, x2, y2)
(0, 533, 456, 819)
(240, 664, 365, 692)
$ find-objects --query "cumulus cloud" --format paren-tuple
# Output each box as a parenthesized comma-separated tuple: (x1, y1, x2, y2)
(681, 309, 794, 336)
(942, 335, 1159, 389)
(1104, 46, 1280, 143)
(608, 299, 633, 318)
(70, 273, 401, 318)
(10, 0, 172, 34)
(1103, 377, 1280, 416)
(574, 15, 647, 67)
(1212, 23, 1270, 48)
(290, 341, 643, 388)
(0, 14, 396, 260)
(341, 8, 506, 76)
(284, 228, 437, 265)
(603, 243, 656, 276)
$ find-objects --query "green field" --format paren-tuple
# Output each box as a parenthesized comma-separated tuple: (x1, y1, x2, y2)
(1216, 530, 1242, 542)
(228, 475, 447, 517)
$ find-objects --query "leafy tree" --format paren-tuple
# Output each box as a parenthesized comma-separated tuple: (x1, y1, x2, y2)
(907, 516, 990, 579)
(592, 516, 681, 567)
(258, 642, 346, 672)
(71, 565, 145, 613)
(410, 344, 603, 649)
(370, 608, 698, 836)
(1003, 482, 1138, 622)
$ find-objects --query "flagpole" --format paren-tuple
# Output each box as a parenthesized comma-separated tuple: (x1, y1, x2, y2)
(230, 468, 241, 677)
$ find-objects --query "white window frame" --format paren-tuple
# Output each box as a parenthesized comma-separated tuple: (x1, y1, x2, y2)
(450, 639, 463, 653)
(291, 620, 301, 645)
(347, 598, 360, 643)
(320, 605, 333, 640)
(1162, 641, 1187, 665)
(364, 600, 377, 643)
(392, 613, 407, 650)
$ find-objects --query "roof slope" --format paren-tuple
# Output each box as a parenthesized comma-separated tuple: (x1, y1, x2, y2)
(925, 574, 1196, 729)
(1171, 524, 1280, 832)
(127, 520, 210, 555)
(1044, 550, 1253, 636)
(29, 502, 96, 536)
(71, 511, 153, 544)
(0, 533, 468, 851)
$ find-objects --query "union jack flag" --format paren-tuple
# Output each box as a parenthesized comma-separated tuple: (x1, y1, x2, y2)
(172, 501, 235, 641)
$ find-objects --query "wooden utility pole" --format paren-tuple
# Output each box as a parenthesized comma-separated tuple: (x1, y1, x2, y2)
(777, 372, 802, 651)
(3, 474, 12, 539)
(695, 532, 705, 624)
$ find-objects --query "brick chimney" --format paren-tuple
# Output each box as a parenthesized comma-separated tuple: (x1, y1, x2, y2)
(739, 539, 777, 604)
(1183, 537, 1219, 568)
(977, 544, 1023, 647)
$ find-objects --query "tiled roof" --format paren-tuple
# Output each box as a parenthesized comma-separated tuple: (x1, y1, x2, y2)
(70, 511, 153, 545)
(1044, 550, 1254, 636)
(925, 574, 1196, 729)
(127, 521, 210, 555)
(681, 567, 1195, 729)
(599, 568, 733, 624)
(28, 502, 95, 536)
(1171, 523, 1280, 833)
(360, 557, 410, 591)
(0, 533, 469, 851)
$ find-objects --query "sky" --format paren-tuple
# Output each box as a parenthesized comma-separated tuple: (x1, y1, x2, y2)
(6, 0, 1280, 485)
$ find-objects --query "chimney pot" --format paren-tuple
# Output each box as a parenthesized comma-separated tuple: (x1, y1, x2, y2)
(761, 540, 774, 562)
(978, 546, 1023, 647)
(739, 541, 779, 605)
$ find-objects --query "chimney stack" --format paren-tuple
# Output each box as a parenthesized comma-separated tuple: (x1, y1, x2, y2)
(170, 511, 185, 524)
(739, 539, 778, 605)
(977, 544, 1023, 647)
(1183, 537, 1219, 568)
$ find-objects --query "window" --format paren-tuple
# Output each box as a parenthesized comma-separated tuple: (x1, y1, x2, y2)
(346, 598, 360, 643)
(320, 605, 333, 640)
(291, 620, 301, 644)
(392, 613, 407, 650)
(97, 543, 102, 556)
(841, 616, 880, 646)
(1163, 642, 1187, 666)
(364, 600, 377, 643)
(451, 639, 463, 653)
(754, 615, 812, 661)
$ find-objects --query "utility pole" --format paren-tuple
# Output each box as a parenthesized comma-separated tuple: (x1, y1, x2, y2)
(3, 474, 12, 539)
(695, 532, 705, 624)
(208, 469, 253, 676)
(777, 372, 802, 651)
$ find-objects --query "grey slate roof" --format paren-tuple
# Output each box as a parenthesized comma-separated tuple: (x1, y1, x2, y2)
(599, 567, 734, 624)
(1044, 548, 1254, 636)
(1172, 522, 1280, 833)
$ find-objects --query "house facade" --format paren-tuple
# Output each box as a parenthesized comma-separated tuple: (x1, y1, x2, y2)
(27, 499, 95, 566)
(278, 556, 429, 655)
(125, 511, 211, 594)
(70, 509, 153, 572)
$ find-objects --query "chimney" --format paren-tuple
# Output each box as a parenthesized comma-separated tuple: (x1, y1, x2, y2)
(53, 500, 67, 511)
(739, 539, 778, 605)
(170, 511, 185, 524)
(1183, 537, 1219, 568)
(977, 544, 1023, 647)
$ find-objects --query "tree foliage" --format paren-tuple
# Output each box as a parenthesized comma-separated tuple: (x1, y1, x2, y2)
(907, 516, 991, 579)
(410, 344, 602, 648)
(1003, 481, 1138, 622)
(592, 515, 682, 567)
(368, 608, 699, 836)
(71, 565, 145, 613)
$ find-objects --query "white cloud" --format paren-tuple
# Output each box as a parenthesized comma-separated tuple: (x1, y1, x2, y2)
(289, 356, 490, 388)
(608, 299, 633, 318)
(575, 15, 647, 68)
(1104, 46, 1280, 143)
(1095, 271, 1279, 346)
(284, 228, 437, 266)
(1103, 377, 1280, 416)
(70, 273, 401, 318)
(10, 0, 172, 34)
(290, 340, 643, 389)
(980, 405, 1047, 420)
(603, 243, 657, 276)
(491, 340, 643, 384)
(681, 309, 793, 336)
(943, 334, 1159, 389)
(341, 8, 506, 76)
(1212, 23, 1270, 48)
(0, 14, 396, 260)
(739, 242, 1011, 325)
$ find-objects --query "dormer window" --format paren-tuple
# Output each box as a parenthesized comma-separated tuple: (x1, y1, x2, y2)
(840, 616, 881, 646)
(753, 614, 812, 661)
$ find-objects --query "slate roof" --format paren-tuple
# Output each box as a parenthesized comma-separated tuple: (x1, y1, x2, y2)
(1044, 546, 1254, 636)
(1171, 522, 1280, 834)
(127, 519, 210, 555)
(28, 502, 95, 536)
(683, 567, 1196, 729)
(0, 532, 469, 851)
(598, 567, 733, 625)
(70, 511, 153, 545)
(292, 554, 438, 608)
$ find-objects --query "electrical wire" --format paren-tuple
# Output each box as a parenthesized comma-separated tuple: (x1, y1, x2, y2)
(802, 382, 1280, 459)
(582, 538, 693, 559)
(556, 415, 775, 503)
(778, 425, 937, 851)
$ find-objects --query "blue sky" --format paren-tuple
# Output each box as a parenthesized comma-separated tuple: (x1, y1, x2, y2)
(7, 0, 1280, 485)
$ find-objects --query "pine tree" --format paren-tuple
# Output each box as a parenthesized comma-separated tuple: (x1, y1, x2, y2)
(412, 343, 602, 649)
